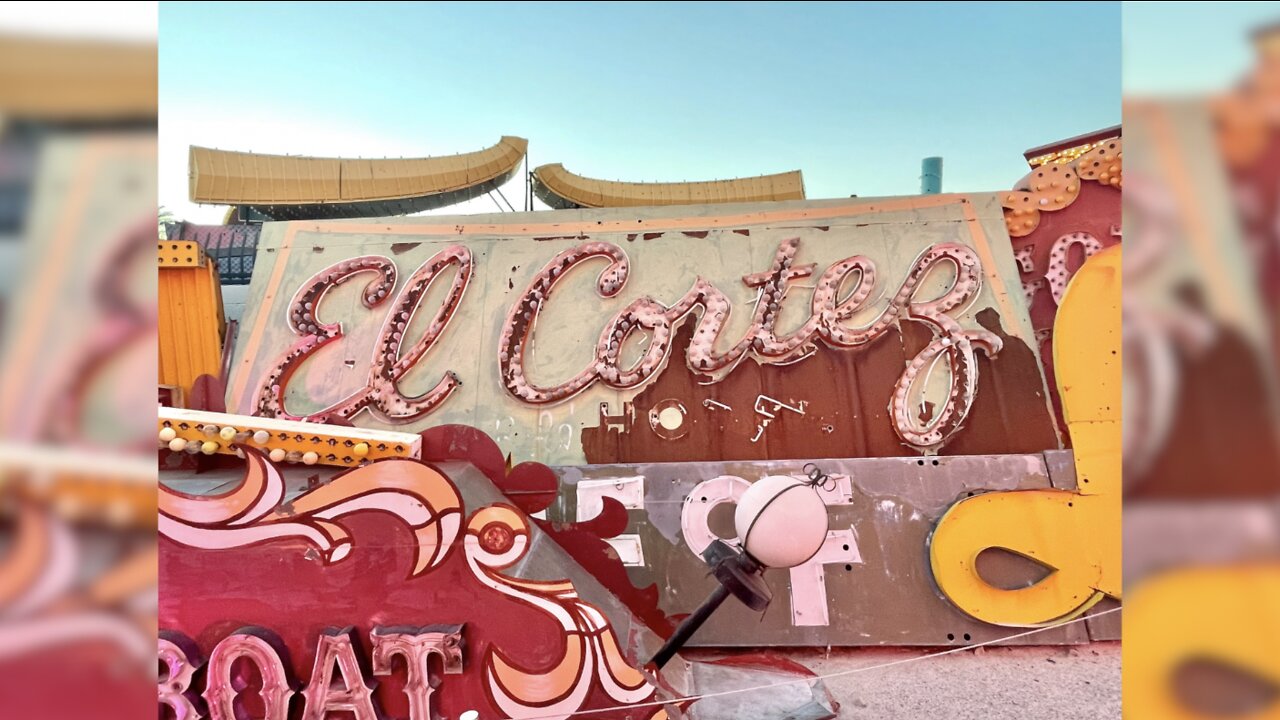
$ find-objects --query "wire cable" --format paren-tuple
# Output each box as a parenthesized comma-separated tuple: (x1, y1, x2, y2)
(520, 605, 1122, 719)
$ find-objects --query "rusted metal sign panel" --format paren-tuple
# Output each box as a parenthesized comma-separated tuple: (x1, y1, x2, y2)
(226, 195, 1059, 466)
(1001, 135, 1122, 430)
(547, 453, 1089, 646)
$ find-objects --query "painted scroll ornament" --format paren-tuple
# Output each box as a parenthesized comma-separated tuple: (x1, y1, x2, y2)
(464, 505, 658, 720)
(159, 447, 463, 578)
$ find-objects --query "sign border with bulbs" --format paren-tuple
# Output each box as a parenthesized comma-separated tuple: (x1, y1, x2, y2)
(158, 407, 422, 467)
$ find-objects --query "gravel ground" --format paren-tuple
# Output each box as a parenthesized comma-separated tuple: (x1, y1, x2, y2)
(685, 642, 1120, 720)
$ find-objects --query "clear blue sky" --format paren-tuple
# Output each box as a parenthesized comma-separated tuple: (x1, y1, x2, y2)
(159, 2, 1119, 220)
(1125, 2, 1280, 94)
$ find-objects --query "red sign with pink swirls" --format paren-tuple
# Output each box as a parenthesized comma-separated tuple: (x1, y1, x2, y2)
(159, 449, 666, 720)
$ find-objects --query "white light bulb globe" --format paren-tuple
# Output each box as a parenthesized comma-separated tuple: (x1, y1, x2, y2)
(734, 475, 828, 568)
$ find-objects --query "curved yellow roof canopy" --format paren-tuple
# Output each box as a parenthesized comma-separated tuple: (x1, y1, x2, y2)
(0, 35, 156, 121)
(189, 136, 528, 219)
(532, 163, 805, 209)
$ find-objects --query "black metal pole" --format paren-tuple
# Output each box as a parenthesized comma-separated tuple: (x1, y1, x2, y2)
(648, 583, 732, 669)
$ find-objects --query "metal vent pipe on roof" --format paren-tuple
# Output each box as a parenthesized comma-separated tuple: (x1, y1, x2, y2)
(921, 157, 943, 195)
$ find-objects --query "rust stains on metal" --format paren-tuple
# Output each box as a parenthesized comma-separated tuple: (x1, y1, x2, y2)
(937, 309, 1062, 455)
(580, 309, 1061, 463)
(1127, 318, 1280, 498)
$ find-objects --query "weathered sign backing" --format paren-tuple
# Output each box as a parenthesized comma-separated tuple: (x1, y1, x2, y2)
(547, 452, 1092, 646)
(226, 195, 1059, 465)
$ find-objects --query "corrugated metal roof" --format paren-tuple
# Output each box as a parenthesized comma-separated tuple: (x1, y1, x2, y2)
(0, 35, 156, 121)
(188, 136, 528, 205)
(532, 163, 805, 209)
(158, 244, 225, 395)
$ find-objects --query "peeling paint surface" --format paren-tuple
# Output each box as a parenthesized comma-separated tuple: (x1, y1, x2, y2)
(551, 453, 1090, 646)
(227, 196, 1057, 465)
